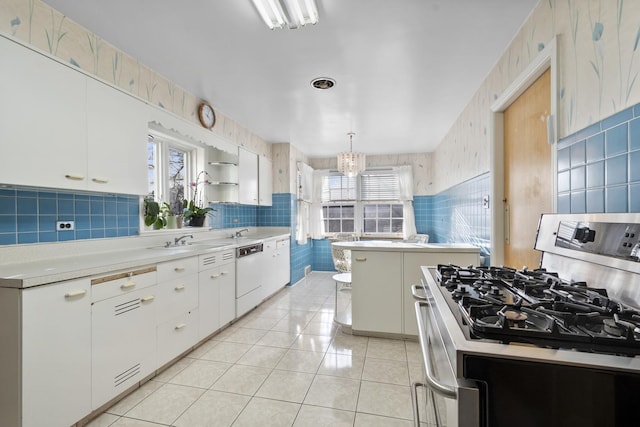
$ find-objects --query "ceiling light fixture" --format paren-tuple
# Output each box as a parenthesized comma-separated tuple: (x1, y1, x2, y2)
(337, 132, 366, 178)
(310, 77, 335, 90)
(251, 0, 319, 30)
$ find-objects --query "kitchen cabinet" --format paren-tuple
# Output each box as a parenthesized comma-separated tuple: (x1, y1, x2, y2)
(206, 146, 239, 203)
(198, 249, 236, 340)
(0, 278, 92, 427)
(156, 257, 199, 365)
(239, 147, 259, 205)
(259, 156, 273, 206)
(91, 268, 157, 409)
(346, 244, 480, 337)
(0, 35, 148, 195)
(0, 35, 87, 190)
(86, 78, 149, 194)
(23, 279, 92, 427)
(402, 252, 479, 336)
(351, 251, 404, 335)
(261, 237, 290, 298)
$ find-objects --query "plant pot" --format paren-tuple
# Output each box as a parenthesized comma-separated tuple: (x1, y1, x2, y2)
(165, 216, 177, 229)
(176, 216, 184, 228)
(189, 215, 206, 227)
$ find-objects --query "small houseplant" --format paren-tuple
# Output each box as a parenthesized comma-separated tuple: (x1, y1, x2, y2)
(161, 202, 182, 229)
(183, 171, 214, 227)
(143, 198, 165, 229)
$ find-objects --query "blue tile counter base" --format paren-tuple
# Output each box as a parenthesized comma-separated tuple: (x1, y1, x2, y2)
(0, 188, 139, 245)
(557, 103, 640, 213)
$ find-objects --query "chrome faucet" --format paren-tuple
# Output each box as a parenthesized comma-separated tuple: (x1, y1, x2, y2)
(235, 228, 249, 238)
(174, 234, 193, 245)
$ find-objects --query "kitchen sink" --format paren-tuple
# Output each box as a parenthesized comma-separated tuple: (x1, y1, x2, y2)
(147, 242, 232, 251)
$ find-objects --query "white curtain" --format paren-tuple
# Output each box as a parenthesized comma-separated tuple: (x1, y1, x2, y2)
(310, 169, 327, 239)
(395, 165, 417, 239)
(296, 201, 310, 245)
(297, 162, 313, 202)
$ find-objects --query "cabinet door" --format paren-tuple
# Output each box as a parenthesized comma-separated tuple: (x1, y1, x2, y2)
(87, 78, 149, 194)
(0, 36, 87, 190)
(218, 265, 236, 326)
(92, 287, 157, 409)
(157, 309, 199, 365)
(22, 279, 91, 427)
(238, 148, 258, 205)
(198, 268, 221, 339)
(402, 252, 479, 336)
(258, 156, 272, 206)
(351, 251, 403, 334)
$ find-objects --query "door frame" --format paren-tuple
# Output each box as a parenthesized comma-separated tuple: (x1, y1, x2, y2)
(489, 37, 558, 266)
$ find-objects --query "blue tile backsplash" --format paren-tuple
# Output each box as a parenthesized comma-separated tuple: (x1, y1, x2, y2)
(0, 188, 139, 245)
(557, 103, 640, 213)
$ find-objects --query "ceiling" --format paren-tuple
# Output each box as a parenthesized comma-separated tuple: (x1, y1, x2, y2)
(44, 0, 537, 158)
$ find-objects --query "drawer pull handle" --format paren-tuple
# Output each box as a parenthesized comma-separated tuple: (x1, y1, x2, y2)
(221, 271, 228, 275)
(141, 295, 155, 303)
(120, 282, 136, 290)
(175, 323, 187, 330)
(355, 257, 367, 262)
(64, 174, 85, 181)
(174, 267, 185, 272)
(64, 289, 86, 298)
(175, 285, 185, 291)
(211, 273, 221, 279)
(91, 177, 109, 184)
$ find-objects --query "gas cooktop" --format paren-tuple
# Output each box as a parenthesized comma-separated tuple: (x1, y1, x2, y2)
(436, 264, 640, 356)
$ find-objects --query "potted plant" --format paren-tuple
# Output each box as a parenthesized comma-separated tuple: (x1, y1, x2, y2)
(161, 202, 179, 229)
(183, 171, 215, 227)
(143, 198, 165, 229)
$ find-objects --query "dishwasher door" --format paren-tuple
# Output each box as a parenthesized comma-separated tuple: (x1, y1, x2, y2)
(236, 251, 264, 317)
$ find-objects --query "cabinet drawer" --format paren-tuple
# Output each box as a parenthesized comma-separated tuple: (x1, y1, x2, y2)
(157, 309, 199, 366)
(91, 267, 156, 303)
(199, 249, 235, 271)
(157, 257, 198, 279)
(156, 275, 198, 323)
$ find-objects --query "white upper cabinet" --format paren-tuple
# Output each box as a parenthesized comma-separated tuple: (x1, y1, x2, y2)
(86, 78, 149, 194)
(238, 147, 259, 205)
(0, 36, 87, 190)
(259, 156, 273, 206)
(206, 146, 239, 203)
(0, 35, 148, 195)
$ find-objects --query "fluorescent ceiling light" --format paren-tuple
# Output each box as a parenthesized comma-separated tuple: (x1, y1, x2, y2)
(251, 0, 318, 30)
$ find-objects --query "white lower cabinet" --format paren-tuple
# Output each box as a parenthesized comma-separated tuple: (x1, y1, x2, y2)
(21, 279, 92, 427)
(91, 285, 157, 409)
(156, 257, 199, 366)
(157, 309, 199, 364)
(261, 237, 290, 298)
(198, 249, 236, 340)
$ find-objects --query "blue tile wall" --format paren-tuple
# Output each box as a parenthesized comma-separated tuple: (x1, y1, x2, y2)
(312, 238, 336, 271)
(208, 203, 258, 228)
(0, 188, 139, 245)
(429, 173, 492, 263)
(413, 195, 432, 235)
(258, 193, 292, 226)
(557, 104, 640, 213)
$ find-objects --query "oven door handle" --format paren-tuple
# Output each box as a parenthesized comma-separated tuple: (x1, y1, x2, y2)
(415, 301, 457, 399)
(411, 284, 428, 300)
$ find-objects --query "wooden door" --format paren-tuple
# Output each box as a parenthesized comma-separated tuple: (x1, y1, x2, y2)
(503, 69, 551, 269)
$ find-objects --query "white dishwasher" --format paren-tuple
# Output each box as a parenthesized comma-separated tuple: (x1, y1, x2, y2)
(236, 242, 264, 317)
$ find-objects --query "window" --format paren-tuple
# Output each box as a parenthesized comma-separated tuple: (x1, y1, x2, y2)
(146, 132, 200, 218)
(319, 168, 408, 237)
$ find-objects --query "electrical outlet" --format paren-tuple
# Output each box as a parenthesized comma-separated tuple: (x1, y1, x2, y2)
(482, 195, 490, 209)
(56, 221, 75, 231)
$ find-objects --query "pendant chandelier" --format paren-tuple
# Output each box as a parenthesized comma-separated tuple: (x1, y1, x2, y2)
(337, 132, 366, 177)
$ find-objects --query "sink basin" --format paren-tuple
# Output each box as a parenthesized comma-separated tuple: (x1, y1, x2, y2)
(147, 242, 232, 251)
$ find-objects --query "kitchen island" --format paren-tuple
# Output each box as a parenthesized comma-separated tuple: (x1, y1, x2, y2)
(332, 240, 480, 337)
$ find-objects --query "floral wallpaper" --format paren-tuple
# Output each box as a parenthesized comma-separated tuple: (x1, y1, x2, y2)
(0, 0, 272, 159)
(271, 143, 309, 194)
(309, 152, 433, 196)
(433, 0, 640, 194)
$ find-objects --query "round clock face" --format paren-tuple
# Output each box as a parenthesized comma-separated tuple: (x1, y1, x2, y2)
(198, 102, 215, 129)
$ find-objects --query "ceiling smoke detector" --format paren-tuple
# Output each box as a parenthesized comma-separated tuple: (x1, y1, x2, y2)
(311, 77, 336, 90)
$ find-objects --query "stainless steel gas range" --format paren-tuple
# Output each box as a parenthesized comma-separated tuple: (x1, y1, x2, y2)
(412, 213, 640, 427)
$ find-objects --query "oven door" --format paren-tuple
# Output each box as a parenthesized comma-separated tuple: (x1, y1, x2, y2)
(412, 284, 480, 427)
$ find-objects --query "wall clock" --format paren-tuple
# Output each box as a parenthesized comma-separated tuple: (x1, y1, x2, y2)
(198, 102, 216, 129)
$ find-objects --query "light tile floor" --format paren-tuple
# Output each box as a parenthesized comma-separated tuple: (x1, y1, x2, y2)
(87, 272, 426, 427)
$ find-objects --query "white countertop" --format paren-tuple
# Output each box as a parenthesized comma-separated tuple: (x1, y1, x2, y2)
(0, 227, 290, 289)
(332, 240, 480, 253)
